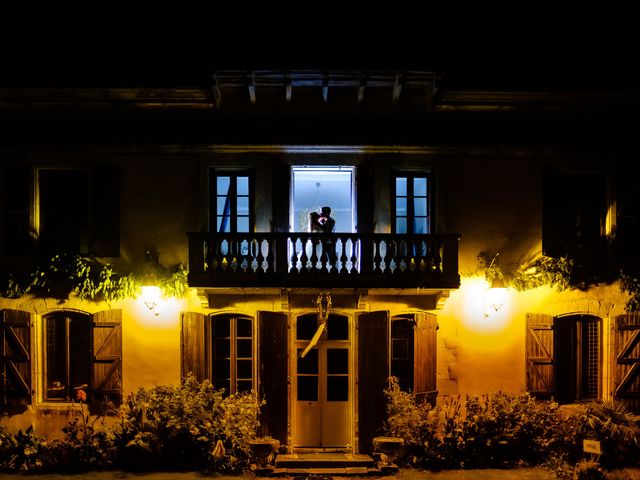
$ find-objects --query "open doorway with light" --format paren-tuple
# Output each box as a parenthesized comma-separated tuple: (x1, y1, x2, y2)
(291, 166, 355, 233)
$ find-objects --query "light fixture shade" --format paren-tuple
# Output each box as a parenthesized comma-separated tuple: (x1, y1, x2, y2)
(487, 276, 507, 312)
(141, 285, 162, 316)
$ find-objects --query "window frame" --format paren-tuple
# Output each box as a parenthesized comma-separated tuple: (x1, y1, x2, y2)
(42, 311, 92, 403)
(390, 170, 433, 234)
(211, 314, 254, 395)
(209, 169, 254, 233)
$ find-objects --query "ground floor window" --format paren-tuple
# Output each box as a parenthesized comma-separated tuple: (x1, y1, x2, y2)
(43, 312, 91, 401)
(391, 317, 415, 393)
(212, 315, 254, 394)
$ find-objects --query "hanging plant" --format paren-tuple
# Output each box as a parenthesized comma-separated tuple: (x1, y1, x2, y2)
(510, 255, 573, 292)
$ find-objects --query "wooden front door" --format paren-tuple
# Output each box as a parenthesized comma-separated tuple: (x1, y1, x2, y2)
(294, 313, 351, 448)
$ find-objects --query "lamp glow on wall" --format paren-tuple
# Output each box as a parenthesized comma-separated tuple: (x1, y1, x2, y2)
(141, 249, 163, 316)
(141, 285, 162, 316)
(485, 275, 507, 317)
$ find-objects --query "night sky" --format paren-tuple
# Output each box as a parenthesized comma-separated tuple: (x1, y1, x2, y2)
(1, 2, 638, 91)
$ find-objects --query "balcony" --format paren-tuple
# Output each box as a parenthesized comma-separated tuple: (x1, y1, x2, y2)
(188, 232, 460, 290)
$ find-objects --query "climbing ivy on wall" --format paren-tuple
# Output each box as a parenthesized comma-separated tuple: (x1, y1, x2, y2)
(620, 272, 640, 312)
(510, 256, 573, 292)
(0, 254, 189, 302)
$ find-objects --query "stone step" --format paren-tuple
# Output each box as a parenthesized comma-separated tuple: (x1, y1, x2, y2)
(275, 453, 375, 469)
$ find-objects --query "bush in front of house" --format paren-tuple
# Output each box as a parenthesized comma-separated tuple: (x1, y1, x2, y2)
(384, 377, 584, 470)
(0, 376, 262, 474)
(113, 374, 262, 473)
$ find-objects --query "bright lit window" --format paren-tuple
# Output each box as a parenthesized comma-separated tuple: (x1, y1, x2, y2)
(291, 166, 355, 233)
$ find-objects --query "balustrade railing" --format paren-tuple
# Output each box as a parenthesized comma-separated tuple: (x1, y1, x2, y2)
(188, 232, 459, 289)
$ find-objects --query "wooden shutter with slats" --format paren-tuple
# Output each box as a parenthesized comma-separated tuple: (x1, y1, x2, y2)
(91, 309, 122, 414)
(357, 311, 389, 454)
(525, 313, 555, 398)
(614, 314, 640, 410)
(414, 312, 438, 406)
(180, 312, 208, 382)
(258, 311, 288, 445)
(1, 309, 32, 414)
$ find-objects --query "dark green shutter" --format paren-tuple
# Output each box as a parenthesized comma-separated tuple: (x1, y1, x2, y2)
(358, 311, 389, 454)
(271, 162, 290, 232)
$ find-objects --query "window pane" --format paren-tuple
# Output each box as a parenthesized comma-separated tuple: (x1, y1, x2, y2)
(297, 314, 317, 340)
(236, 317, 252, 337)
(45, 316, 67, 400)
(327, 314, 348, 340)
(237, 217, 250, 232)
(217, 197, 228, 215)
(396, 177, 407, 196)
(413, 217, 428, 234)
(392, 338, 409, 360)
(396, 217, 407, 234)
(215, 338, 230, 358)
(237, 380, 253, 393)
(237, 196, 249, 216)
(414, 197, 427, 217)
(297, 376, 318, 401)
(69, 316, 91, 391)
(237, 359, 252, 380)
(327, 348, 348, 374)
(414, 177, 427, 197)
(237, 339, 252, 358)
(214, 317, 231, 338)
(297, 348, 318, 374)
(217, 217, 230, 233)
(213, 359, 231, 388)
(214, 378, 231, 394)
(327, 376, 348, 402)
(237, 176, 249, 196)
(217, 176, 231, 195)
(396, 197, 407, 216)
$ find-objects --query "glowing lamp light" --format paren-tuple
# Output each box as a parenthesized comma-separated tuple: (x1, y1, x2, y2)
(484, 276, 507, 317)
(141, 285, 162, 316)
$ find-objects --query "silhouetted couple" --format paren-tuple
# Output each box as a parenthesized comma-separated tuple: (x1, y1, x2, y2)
(309, 206, 335, 233)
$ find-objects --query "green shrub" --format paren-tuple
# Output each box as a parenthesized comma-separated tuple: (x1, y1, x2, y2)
(113, 374, 262, 472)
(384, 380, 584, 470)
(578, 399, 640, 469)
(0, 425, 46, 472)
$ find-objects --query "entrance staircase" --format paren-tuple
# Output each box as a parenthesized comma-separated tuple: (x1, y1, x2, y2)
(256, 452, 386, 476)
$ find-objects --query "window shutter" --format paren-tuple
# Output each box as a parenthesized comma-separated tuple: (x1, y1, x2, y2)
(0, 309, 32, 414)
(614, 314, 640, 411)
(357, 311, 389, 454)
(0, 164, 32, 257)
(180, 312, 208, 382)
(356, 161, 373, 233)
(271, 162, 290, 232)
(89, 164, 120, 257)
(542, 164, 573, 258)
(413, 312, 438, 406)
(525, 313, 555, 398)
(91, 309, 122, 415)
(258, 311, 288, 444)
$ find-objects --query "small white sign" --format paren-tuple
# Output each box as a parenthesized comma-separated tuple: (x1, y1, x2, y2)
(583, 439, 602, 454)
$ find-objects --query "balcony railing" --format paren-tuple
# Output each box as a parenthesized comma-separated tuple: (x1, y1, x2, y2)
(188, 232, 460, 289)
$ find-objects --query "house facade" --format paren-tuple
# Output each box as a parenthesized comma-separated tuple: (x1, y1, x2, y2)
(1, 71, 639, 453)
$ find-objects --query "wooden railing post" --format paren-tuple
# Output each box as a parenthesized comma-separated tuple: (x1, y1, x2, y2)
(441, 234, 460, 278)
(275, 234, 289, 273)
(188, 234, 206, 274)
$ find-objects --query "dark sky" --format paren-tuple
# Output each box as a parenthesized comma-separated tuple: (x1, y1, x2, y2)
(1, 2, 637, 90)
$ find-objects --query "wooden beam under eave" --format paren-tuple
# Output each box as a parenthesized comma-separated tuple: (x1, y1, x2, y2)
(285, 73, 292, 103)
(211, 73, 221, 108)
(358, 73, 366, 103)
(392, 72, 403, 103)
(248, 71, 256, 104)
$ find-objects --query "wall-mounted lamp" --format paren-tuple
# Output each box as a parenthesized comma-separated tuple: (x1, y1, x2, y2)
(485, 276, 507, 314)
(141, 285, 162, 316)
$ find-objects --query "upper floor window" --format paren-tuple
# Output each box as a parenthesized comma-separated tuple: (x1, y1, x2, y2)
(38, 169, 91, 255)
(392, 172, 431, 234)
(210, 170, 253, 233)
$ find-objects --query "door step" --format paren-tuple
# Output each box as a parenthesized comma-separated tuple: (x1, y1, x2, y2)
(253, 453, 396, 477)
